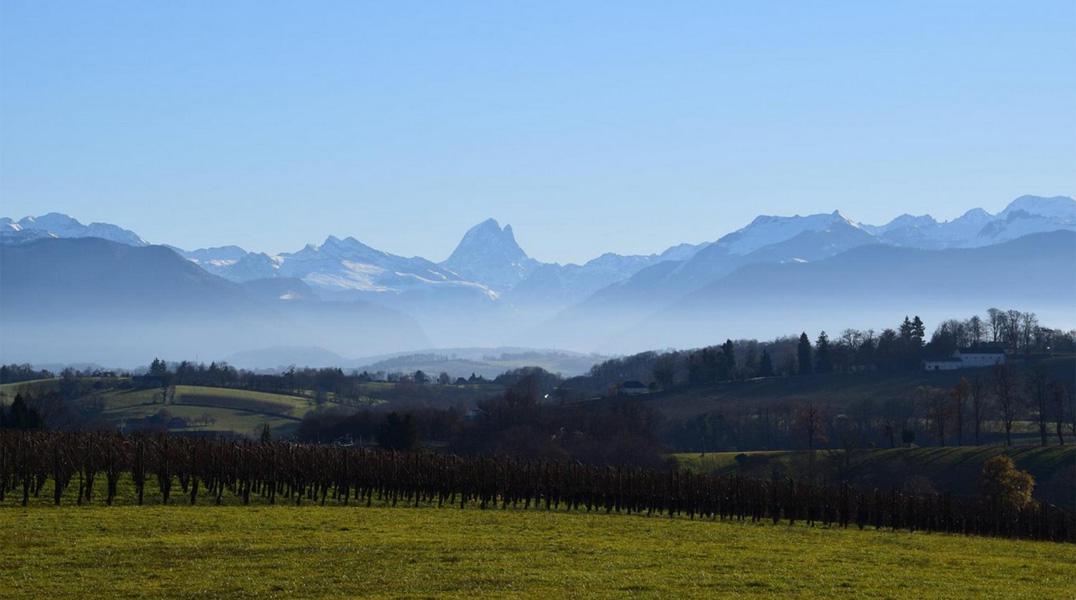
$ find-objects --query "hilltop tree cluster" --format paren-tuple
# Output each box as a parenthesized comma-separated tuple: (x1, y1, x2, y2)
(566, 308, 1073, 395)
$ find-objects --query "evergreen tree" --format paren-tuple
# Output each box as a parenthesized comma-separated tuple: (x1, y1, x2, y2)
(378, 412, 419, 451)
(759, 349, 774, 377)
(815, 331, 833, 373)
(911, 315, 926, 340)
(797, 333, 813, 375)
(149, 357, 169, 378)
(899, 316, 914, 340)
(4, 394, 42, 430)
(259, 423, 272, 444)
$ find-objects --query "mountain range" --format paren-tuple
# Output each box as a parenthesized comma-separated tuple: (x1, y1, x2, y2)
(2, 195, 1074, 364)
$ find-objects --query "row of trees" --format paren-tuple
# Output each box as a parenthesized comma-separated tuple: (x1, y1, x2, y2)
(139, 359, 501, 402)
(921, 364, 1074, 448)
(663, 362, 1074, 453)
(0, 431, 1069, 542)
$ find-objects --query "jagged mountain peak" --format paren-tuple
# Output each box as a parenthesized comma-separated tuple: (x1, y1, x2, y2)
(448, 218, 526, 260)
(441, 218, 536, 291)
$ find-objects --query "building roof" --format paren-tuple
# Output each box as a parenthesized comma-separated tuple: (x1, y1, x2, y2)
(959, 343, 1007, 353)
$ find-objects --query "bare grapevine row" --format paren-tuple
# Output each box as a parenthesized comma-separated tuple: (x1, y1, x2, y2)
(0, 431, 1070, 542)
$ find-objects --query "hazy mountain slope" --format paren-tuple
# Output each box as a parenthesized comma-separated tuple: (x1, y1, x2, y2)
(0, 238, 429, 366)
(533, 213, 877, 350)
(508, 253, 662, 310)
(0, 237, 253, 318)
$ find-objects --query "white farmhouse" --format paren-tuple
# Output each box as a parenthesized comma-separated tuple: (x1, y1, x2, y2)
(923, 345, 1007, 371)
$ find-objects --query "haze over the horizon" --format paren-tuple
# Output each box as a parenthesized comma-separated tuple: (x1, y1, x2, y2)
(2, 2, 1074, 263)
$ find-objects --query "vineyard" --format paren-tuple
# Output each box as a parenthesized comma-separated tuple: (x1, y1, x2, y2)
(1, 431, 1071, 543)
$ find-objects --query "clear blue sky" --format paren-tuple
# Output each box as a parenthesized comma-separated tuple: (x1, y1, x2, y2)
(2, 1, 1073, 263)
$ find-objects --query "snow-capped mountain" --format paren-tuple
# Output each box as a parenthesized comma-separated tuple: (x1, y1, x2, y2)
(212, 252, 283, 281)
(863, 195, 1076, 249)
(274, 235, 492, 297)
(440, 219, 539, 292)
(714, 210, 863, 255)
(6, 212, 147, 246)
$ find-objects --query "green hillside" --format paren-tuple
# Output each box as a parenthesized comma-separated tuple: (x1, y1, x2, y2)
(1, 505, 1072, 599)
(644, 356, 1075, 423)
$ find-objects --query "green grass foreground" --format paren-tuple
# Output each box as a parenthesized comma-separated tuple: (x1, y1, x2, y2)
(1, 505, 1073, 599)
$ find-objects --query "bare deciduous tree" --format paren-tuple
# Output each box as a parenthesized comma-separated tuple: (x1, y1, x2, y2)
(969, 375, 988, 445)
(951, 377, 969, 446)
(1050, 382, 1067, 446)
(992, 364, 1019, 447)
(918, 386, 949, 447)
(795, 400, 826, 451)
(1025, 363, 1050, 447)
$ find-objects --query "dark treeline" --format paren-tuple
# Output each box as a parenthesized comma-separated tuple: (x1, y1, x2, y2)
(1, 430, 1070, 543)
(568, 308, 1075, 394)
(0, 364, 55, 384)
(138, 359, 486, 402)
(132, 359, 534, 406)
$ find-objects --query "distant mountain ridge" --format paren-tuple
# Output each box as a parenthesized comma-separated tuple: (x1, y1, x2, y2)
(4, 194, 1074, 358)
(7, 196, 1072, 306)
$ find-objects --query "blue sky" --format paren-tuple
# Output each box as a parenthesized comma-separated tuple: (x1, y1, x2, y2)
(2, 1, 1073, 263)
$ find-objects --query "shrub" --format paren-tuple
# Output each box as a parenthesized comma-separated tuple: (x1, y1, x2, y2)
(979, 455, 1034, 512)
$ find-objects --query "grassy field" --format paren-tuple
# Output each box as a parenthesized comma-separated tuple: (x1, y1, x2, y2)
(86, 385, 314, 437)
(1, 505, 1073, 599)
